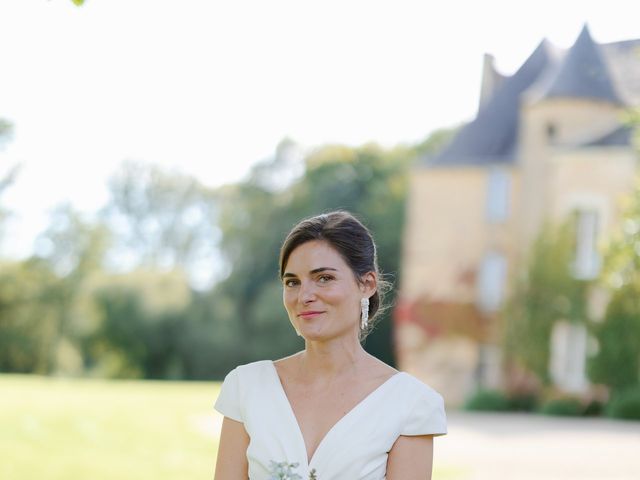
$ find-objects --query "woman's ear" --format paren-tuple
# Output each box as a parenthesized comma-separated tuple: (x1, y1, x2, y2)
(360, 271, 377, 298)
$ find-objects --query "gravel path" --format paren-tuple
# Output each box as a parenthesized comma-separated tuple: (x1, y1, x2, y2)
(434, 411, 640, 480)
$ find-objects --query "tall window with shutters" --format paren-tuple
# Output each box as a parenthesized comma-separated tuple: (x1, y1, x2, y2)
(572, 209, 600, 280)
(477, 251, 507, 313)
(485, 168, 510, 223)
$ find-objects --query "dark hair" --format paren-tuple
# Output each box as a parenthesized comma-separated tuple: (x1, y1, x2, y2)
(279, 210, 390, 341)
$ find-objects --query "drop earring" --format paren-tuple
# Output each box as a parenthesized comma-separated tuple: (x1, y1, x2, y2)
(360, 297, 369, 330)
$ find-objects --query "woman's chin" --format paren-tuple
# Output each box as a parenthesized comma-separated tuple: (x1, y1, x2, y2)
(298, 326, 325, 339)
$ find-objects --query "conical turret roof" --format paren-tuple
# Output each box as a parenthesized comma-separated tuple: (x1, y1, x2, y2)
(542, 25, 622, 104)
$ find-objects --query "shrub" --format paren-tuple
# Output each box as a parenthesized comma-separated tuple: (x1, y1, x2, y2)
(588, 285, 640, 393)
(464, 389, 510, 411)
(606, 387, 640, 420)
(582, 399, 605, 417)
(508, 392, 539, 412)
(540, 397, 583, 416)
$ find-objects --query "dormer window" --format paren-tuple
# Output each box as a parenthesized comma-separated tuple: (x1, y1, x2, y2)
(546, 123, 557, 142)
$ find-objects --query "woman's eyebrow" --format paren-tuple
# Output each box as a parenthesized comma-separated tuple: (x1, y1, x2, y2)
(310, 267, 338, 275)
(282, 267, 338, 278)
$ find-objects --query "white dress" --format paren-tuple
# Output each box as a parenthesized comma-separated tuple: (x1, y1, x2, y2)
(214, 360, 447, 480)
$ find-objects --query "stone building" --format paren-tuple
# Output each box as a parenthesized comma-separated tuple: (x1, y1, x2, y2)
(396, 26, 640, 406)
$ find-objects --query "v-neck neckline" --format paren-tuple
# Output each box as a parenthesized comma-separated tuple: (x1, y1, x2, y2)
(268, 360, 402, 468)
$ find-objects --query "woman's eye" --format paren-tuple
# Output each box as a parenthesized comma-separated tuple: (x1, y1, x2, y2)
(284, 279, 298, 287)
(318, 275, 333, 283)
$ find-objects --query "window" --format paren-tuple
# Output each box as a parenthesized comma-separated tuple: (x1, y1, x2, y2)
(549, 321, 588, 393)
(546, 122, 557, 142)
(475, 343, 502, 389)
(486, 168, 510, 223)
(477, 251, 507, 312)
(572, 209, 600, 279)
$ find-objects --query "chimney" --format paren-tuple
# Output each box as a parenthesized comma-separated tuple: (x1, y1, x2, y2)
(479, 53, 504, 112)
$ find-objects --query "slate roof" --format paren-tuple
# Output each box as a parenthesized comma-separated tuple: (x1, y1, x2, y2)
(579, 125, 633, 147)
(425, 25, 639, 168)
(541, 25, 622, 104)
(600, 39, 640, 105)
(426, 40, 555, 167)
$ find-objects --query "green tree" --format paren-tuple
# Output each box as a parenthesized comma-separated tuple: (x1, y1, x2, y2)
(34, 204, 110, 374)
(0, 119, 17, 247)
(599, 173, 640, 291)
(588, 172, 640, 392)
(0, 258, 58, 373)
(502, 219, 591, 384)
(84, 269, 236, 380)
(588, 285, 640, 392)
(414, 125, 460, 158)
(101, 160, 219, 288)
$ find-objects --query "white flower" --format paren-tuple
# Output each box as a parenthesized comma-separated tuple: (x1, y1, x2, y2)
(267, 460, 318, 480)
(267, 460, 303, 480)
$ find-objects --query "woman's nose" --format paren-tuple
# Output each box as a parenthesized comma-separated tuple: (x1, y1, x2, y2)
(299, 280, 317, 304)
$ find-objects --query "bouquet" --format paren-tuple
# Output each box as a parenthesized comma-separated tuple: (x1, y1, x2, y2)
(267, 460, 317, 480)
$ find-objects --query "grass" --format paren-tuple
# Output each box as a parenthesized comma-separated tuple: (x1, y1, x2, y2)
(1, 374, 460, 479)
(1, 374, 219, 480)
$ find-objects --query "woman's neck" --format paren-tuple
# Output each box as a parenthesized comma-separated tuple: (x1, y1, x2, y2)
(295, 343, 370, 387)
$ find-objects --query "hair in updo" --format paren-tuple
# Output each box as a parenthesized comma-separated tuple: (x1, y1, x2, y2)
(279, 210, 390, 341)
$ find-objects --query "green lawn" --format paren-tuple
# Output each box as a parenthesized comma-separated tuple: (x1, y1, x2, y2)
(1, 374, 461, 479)
(1, 374, 219, 480)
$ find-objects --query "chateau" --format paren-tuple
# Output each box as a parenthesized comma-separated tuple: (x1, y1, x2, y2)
(396, 26, 640, 406)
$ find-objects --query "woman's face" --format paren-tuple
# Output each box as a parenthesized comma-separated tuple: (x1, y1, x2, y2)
(282, 240, 375, 340)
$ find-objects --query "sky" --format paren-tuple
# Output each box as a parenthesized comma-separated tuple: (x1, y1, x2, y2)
(0, 0, 638, 258)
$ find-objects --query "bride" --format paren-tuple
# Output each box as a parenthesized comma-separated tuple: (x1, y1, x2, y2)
(214, 211, 446, 479)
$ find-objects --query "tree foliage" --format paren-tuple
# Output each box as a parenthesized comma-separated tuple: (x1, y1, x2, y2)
(0, 118, 17, 246)
(588, 172, 640, 393)
(0, 258, 58, 373)
(34, 205, 110, 374)
(100, 160, 220, 287)
(599, 172, 640, 292)
(0, 128, 452, 379)
(502, 219, 591, 384)
(588, 285, 640, 392)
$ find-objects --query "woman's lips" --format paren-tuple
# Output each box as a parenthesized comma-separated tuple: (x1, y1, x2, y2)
(298, 311, 324, 319)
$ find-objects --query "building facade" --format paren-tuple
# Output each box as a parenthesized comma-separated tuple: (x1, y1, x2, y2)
(397, 26, 640, 406)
